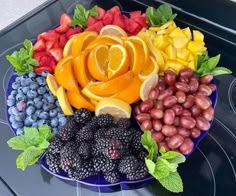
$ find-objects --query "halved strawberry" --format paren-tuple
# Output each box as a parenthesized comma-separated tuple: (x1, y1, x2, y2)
(59, 34, 68, 48)
(66, 28, 78, 39)
(86, 16, 98, 27)
(85, 21, 104, 33)
(34, 66, 54, 73)
(112, 12, 126, 29)
(74, 26, 82, 33)
(96, 7, 106, 20)
(45, 40, 56, 51)
(33, 39, 46, 52)
(38, 31, 60, 42)
(49, 47, 63, 62)
(102, 11, 114, 25)
(108, 6, 121, 15)
(60, 13, 72, 26)
(34, 51, 47, 62)
(54, 24, 70, 34)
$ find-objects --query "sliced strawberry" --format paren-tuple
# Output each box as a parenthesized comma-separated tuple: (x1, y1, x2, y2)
(108, 6, 121, 15)
(34, 66, 53, 73)
(45, 40, 56, 51)
(86, 16, 98, 27)
(60, 13, 72, 26)
(96, 7, 106, 20)
(129, 10, 142, 19)
(39, 31, 60, 42)
(59, 34, 68, 48)
(134, 13, 148, 28)
(33, 52, 47, 62)
(74, 26, 82, 33)
(38, 52, 55, 66)
(85, 21, 104, 32)
(66, 28, 78, 39)
(33, 39, 46, 52)
(49, 47, 63, 62)
(54, 24, 70, 34)
(102, 11, 114, 25)
(125, 18, 142, 35)
(112, 13, 126, 29)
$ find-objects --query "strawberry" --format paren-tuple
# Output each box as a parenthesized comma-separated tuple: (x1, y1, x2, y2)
(54, 24, 70, 34)
(60, 13, 72, 26)
(34, 66, 54, 73)
(85, 21, 104, 32)
(74, 26, 82, 33)
(38, 31, 60, 42)
(96, 7, 106, 20)
(59, 34, 68, 48)
(33, 39, 46, 52)
(86, 16, 98, 27)
(49, 47, 63, 62)
(102, 11, 114, 25)
(45, 40, 55, 51)
(66, 28, 78, 39)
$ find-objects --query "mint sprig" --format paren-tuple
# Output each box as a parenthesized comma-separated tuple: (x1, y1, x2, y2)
(6, 39, 38, 75)
(195, 51, 232, 76)
(141, 131, 186, 193)
(7, 125, 53, 171)
(71, 4, 98, 29)
(146, 4, 177, 27)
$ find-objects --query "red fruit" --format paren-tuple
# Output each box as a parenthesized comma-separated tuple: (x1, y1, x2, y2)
(38, 31, 60, 42)
(129, 10, 142, 19)
(102, 11, 114, 25)
(96, 7, 106, 20)
(45, 40, 56, 51)
(38, 52, 55, 67)
(34, 66, 53, 73)
(73, 26, 82, 33)
(108, 6, 121, 15)
(113, 12, 126, 29)
(54, 24, 70, 34)
(33, 51, 47, 62)
(59, 34, 67, 48)
(85, 21, 104, 32)
(86, 16, 98, 27)
(33, 39, 46, 52)
(124, 17, 141, 35)
(49, 47, 63, 62)
(65, 28, 78, 39)
(135, 13, 148, 28)
(60, 13, 72, 26)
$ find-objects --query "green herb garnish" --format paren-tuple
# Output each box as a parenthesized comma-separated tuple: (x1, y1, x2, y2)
(7, 125, 53, 171)
(71, 4, 98, 29)
(141, 131, 185, 193)
(146, 4, 177, 27)
(6, 39, 38, 75)
(195, 51, 232, 76)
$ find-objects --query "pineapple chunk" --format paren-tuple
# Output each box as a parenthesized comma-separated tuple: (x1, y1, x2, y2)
(165, 45, 177, 59)
(188, 53, 194, 61)
(176, 58, 189, 66)
(165, 60, 184, 74)
(193, 30, 204, 42)
(177, 48, 190, 60)
(161, 51, 169, 61)
(182, 27, 192, 39)
(188, 61, 196, 71)
(187, 41, 205, 54)
(153, 35, 169, 50)
(169, 27, 186, 37)
(160, 21, 174, 29)
(172, 36, 189, 49)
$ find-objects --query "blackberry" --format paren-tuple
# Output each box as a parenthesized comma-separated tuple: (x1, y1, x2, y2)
(71, 160, 97, 180)
(76, 125, 93, 143)
(118, 155, 139, 174)
(96, 114, 113, 127)
(93, 128, 106, 140)
(78, 142, 91, 159)
(86, 116, 98, 128)
(137, 150, 148, 161)
(116, 118, 131, 129)
(126, 162, 148, 180)
(130, 130, 143, 153)
(45, 152, 61, 173)
(48, 136, 64, 154)
(91, 144, 102, 157)
(93, 155, 117, 173)
(93, 156, 106, 172)
(104, 171, 120, 183)
(74, 108, 91, 125)
(96, 138, 123, 159)
(58, 124, 76, 142)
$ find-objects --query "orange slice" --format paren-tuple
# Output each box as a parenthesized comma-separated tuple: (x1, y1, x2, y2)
(63, 34, 80, 57)
(72, 50, 93, 87)
(138, 56, 159, 81)
(108, 44, 129, 79)
(140, 73, 159, 101)
(71, 31, 98, 57)
(113, 76, 142, 104)
(99, 25, 128, 37)
(54, 56, 80, 93)
(56, 86, 74, 115)
(66, 90, 95, 111)
(86, 71, 134, 97)
(87, 44, 109, 82)
(95, 97, 131, 120)
(81, 86, 105, 102)
(85, 34, 123, 49)
(46, 73, 59, 96)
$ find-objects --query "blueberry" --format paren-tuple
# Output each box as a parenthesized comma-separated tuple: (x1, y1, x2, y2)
(50, 117, 59, 127)
(36, 77, 46, 86)
(46, 95, 55, 104)
(22, 86, 30, 94)
(27, 100, 34, 106)
(37, 119, 46, 126)
(28, 72, 36, 78)
(30, 82, 39, 90)
(39, 111, 49, 120)
(9, 115, 15, 123)
(7, 99, 15, 107)
(11, 90, 18, 96)
(35, 110, 43, 118)
(57, 113, 65, 118)
(27, 90, 38, 99)
(11, 107, 19, 116)
(49, 109, 57, 118)
(58, 116, 67, 127)
(52, 127, 58, 134)
(20, 78, 27, 86)
(37, 86, 46, 95)
(43, 104, 50, 112)
(8, 106, 14, 115)
(14, 112, 26, 122)
(16, 93, 27, 102)
(28, 114, 38, 123)
(32, 122, 38, 127)
(12, 121, 24, 129)
(15, 77, 21, 82)
(25, 78, 33, 85)
(48, 103, 55, 110)
(16, 128, 24, 135)
(40, 72, 48, 77)
(16, 101, 27, 111)
(55, 100, 60, 107)
(24, 117, 32, 126)
(41, 98, 47, 104)
(26, 105, 36, 116)
(33, 97, 41, 103)
(11, 82, 20, 89)
(35, 101, 43, 109)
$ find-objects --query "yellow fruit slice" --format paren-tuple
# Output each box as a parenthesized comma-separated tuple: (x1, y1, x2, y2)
(81, 86, 105, 102)
(72, 50, 93, 87)
(87, 44, 109, 81)
(108, 44, 129, 79)
(56, 86, 74, 115)
(140, 73, 159, 101)
(54, 56, 80, 94)
(113, 76, 142, 104)
(71, 31, 98, 57)
(99, 25, 128, 37)
(86, 71, 134, 96)
(46, 73, 59, 96)
(63, 34, 80, 57)
(66, 90, 95, 111)
(138, 56, 159, 81)
(95, 97, 131, 120)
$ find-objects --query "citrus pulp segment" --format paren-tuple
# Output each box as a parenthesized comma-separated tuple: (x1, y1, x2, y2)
(99, 25, 128, 37)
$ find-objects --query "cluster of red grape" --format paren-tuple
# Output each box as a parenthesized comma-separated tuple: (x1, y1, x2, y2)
(134, 68, 216, 155)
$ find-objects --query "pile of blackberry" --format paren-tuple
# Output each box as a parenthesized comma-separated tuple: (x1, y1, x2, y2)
(45, 108, 148, 183)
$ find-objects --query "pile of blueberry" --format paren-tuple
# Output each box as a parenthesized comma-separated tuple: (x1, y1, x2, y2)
(7, 72, 67, 135)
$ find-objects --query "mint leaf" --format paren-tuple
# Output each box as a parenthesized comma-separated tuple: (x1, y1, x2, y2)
(153, 158, 170, 179)
(207, 54, 220, 70)
(211, 67, 232, 76)
(24, 127, 40, 146)
(89, 6, 98, 17)
(16, 146, 44, 171)
(38, 140, 50, 149)
(159, 171, 183, 193)
(38, 125, 53, 141)
(160, 151, 186, 164)
(145, 158, 156, 174)
(7, 136, 31, 150)
(141, 131, 158, 160)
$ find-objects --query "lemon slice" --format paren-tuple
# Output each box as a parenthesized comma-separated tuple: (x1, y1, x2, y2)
(46, 73, 59, 96)
(140, 73, 159, 101)
(99, 25, 127, 37)
(95, 98, 131, 120)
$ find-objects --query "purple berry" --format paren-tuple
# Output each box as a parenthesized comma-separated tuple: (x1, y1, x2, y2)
(16, 101, 27, 111)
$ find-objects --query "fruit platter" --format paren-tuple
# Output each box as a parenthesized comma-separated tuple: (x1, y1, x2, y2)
(4, 2, 232, 194)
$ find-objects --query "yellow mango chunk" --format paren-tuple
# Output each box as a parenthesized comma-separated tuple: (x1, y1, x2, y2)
(193, 30, 204, 42)
(160, 21, 174, 29)
(169, 27, 186, 37)
(161, 51, 169, 61)
(176, 58, 189, 66)
(165, 60, 184, 74)
(188, 61, 196, 71)
(187, 41, 205, 54)
(182, 27, 192, 39)
(149, 27, 160, 32)
(172, 36, 189, 49)
(153, 35, 169, 50)
(165, 45, 177, 59)
(188, 53, 194, 61)
(177, 48, 190, 60)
